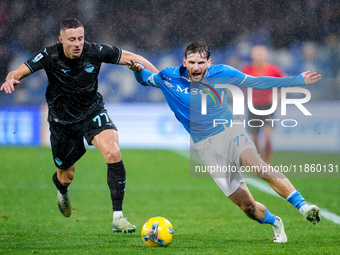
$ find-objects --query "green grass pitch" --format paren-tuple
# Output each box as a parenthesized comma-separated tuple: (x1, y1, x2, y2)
(0, 147, 339, 254)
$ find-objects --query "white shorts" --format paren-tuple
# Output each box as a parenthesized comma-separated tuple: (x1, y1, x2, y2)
(193, 125, 257, 196)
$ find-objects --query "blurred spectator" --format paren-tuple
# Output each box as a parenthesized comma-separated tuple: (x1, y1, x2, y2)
(242, 45, 285, 163)
(0, 0, 339, 104)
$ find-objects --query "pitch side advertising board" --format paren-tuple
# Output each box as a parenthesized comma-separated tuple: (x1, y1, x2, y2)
(0, 102, 340, 151)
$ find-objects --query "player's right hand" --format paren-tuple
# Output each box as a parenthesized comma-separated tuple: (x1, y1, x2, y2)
(0, 79, 20, 94)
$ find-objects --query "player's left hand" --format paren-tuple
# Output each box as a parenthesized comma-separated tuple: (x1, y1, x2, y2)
(301, 70, 321, 85)
(126, 60, 144, 71)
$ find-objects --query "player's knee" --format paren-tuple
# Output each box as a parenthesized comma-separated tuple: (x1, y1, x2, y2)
(105, 147, 122, 163)
(59, 170, 74, 186)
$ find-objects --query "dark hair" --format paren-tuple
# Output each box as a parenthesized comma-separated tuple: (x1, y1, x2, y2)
(185, 41, 210, 60)
(60, 18, 84, 31)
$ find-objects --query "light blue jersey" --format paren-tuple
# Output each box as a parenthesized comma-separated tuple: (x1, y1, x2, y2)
(134, 64, 305, 143)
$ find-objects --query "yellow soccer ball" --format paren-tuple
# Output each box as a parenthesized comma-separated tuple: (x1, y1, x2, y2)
(141, 216, 174, 247)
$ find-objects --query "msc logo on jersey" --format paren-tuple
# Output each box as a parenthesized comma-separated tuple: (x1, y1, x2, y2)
(33, 53, 43, 63)
(176, 81, 223, 115)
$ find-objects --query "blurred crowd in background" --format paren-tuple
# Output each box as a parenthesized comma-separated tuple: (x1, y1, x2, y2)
(0, 0, 340, 104)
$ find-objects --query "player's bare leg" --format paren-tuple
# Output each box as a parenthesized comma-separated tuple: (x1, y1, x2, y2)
(92, 129, 122, 163)
(92, 129, 136, 233)
(57, 165, 75, 186)
(53, 165, 74, 217)
(251, 131, 260, 153)
(229, 183, 287, 243)
(240, 149, 294, 198)
(262, 125, 273, 163)
(240, 148, 321, 224)
(228, 182, 266, 221)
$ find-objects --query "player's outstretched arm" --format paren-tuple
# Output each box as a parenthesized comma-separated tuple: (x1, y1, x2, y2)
(127, 61, 159, 88)
(300, 70, 321, 85)
(118, 50, 159, 73)
(0, 64, 32, 94)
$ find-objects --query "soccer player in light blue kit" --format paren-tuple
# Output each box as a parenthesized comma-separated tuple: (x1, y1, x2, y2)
(128, 41, 321, 243)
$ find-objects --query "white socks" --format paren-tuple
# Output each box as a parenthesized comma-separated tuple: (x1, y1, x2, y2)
(299, 204, 308, 216)
(272, 217, 281, 227)
(113, 211, 123, 219)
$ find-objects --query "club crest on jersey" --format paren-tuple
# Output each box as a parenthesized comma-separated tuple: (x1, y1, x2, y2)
(85, 63, 95, 73)
(32, 53, 43, 63)
(162, 75, 174, 88)
(164, 80, 174, 88)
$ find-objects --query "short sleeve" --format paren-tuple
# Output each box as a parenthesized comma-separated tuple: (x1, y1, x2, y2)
(96, 43, 122, 64)
(25, 47, 51, 73)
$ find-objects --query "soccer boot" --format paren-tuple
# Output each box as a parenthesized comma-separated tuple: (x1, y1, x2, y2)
(112, 216, 136, 233)
(272, 215, 287, 243)
(57, 190, 72, 217)
(305, 205, 321, 225)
